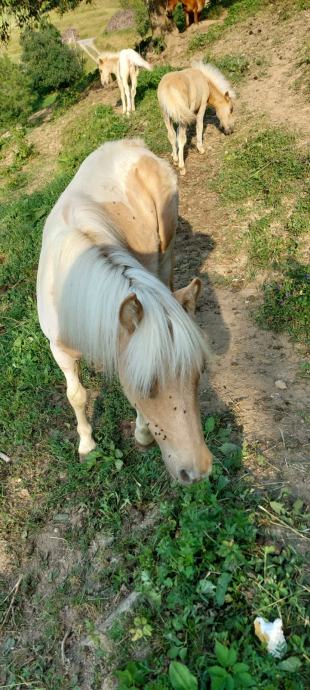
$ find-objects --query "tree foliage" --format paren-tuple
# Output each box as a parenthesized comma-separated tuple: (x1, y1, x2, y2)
(20, 22, 85, 96)
(0, 0, 87, 42)
(0, 55, 34, 132)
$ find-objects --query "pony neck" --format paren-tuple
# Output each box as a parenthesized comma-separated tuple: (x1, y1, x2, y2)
(207, 79, 226, 109)
(107, 56, 119, 77)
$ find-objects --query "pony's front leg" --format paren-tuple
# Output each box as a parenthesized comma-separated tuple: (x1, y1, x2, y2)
(196, 102, 207, 154)
(163, 112, 178, 163)
(117, 75, 127, 114)
(185, 11, 190, 28)
(177, 123, 187, 175)
(135, 410, 153, 446)
(50, 344, 96, 459)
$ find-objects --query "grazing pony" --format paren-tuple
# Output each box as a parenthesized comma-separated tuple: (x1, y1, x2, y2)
(158, 61, 236, 174)
(98, 48, 152, 116)
(166, 0, 206, 27)
(37, 139, 213, 484)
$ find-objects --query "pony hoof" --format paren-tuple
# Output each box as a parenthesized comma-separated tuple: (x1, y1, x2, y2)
(126, 111, 130, 117)
(79, 441, 97, 462)
(197, 146, 205, 154)
(179, 167, 186, 176)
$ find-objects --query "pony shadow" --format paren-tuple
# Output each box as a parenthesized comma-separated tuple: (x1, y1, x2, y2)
(175, 216, 230, 356)
(185, 107, 224, 158)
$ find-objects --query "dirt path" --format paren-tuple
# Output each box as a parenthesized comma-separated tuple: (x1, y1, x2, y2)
(158, 6, 310, 500)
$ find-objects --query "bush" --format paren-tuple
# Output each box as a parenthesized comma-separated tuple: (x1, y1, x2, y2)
(20, 22, 85, 96)
(0, 56, 34, 132)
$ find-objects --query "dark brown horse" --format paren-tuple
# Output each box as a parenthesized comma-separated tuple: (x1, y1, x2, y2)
(166, 0, 206, 27)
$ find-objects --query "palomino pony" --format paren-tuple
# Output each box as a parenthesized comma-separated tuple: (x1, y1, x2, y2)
(166, 0, 206, 27)
(158, 61, 236, 174)
(98, 48, 152, 116)
(37, 139, 213, 484)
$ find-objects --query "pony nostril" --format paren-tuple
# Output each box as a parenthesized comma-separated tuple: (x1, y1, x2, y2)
(179, 469, 192, 484)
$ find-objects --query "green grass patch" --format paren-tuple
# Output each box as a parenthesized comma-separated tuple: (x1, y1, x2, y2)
(59, 103, 129, 175)
(213, 126, 309, 342)
(257, 263, 310, 344)
(204, 53, 250, 84)
(188, 0, 267, 51)
(214, 128, 305, 205)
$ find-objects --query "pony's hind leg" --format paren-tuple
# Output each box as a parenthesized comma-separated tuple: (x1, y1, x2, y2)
(117, 75, 126, 114)
(135, 410, 153, 446)
(163, 113, 178, 163)
(177, 123, 187, 175)
(50, 343, 96, 459)
(196, 101, 207, 154)
(130, 67, 138, 112)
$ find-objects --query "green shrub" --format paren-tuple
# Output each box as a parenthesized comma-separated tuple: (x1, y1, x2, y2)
(20, 21, 85, 96)
(0, 56, 34, 132)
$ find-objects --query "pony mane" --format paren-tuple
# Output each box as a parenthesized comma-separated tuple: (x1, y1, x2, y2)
(192, 61, 236, 99)
(58, 241, 208, 397)
(98, 51, 120, 63)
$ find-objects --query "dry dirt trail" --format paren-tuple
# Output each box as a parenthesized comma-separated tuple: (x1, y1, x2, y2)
(153, 7, 310, 503)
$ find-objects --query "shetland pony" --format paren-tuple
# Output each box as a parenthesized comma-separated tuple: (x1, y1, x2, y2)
(166, 0, 206, 27)
(98, 48, 152, 116)
(37, 139, 212, 484)
(158, 61, 236, 174)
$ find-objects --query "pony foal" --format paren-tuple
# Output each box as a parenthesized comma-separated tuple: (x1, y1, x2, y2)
(98, 48, 152, 115)
(37, 139, 212, 484)
(158, 61, 236, 174)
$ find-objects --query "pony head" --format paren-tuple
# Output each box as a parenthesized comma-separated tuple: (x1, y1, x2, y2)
(118, 278, 213, 485)
(217, 90, 235, 135)
(98, 56, 113, 86)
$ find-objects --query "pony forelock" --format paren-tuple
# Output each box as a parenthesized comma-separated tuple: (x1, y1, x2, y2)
(58, 246, 208, 397)
(192, 60, 236, 99)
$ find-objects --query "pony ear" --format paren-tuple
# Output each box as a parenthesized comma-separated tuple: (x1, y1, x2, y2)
(224, 90, 230, 101)
(119, 294, 143, 334)
(174, 278, 201, 316)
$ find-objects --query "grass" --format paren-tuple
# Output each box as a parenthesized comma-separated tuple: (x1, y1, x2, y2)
(1, 0, 310, 687)
(212, 126, 309, 342)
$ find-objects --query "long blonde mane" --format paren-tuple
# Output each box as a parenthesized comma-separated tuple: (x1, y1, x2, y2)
(192, 61, 236, 99)
(58, 210, 208, 397)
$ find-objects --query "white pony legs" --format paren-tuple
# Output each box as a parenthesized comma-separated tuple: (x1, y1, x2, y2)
(164, 113, 178, 163)
(135, 410, 153, 446)
(50, 344, 96, 458)
(116, 75, 127, 114)
(130, 68, 138, 112)
(177, 124, 187, 175)
(196, 101, 207, 154)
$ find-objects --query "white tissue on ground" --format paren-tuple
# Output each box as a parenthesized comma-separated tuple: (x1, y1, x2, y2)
(254, 617, 287, 658)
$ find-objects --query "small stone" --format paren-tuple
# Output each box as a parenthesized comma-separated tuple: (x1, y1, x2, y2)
(275, 380, 287, 390)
